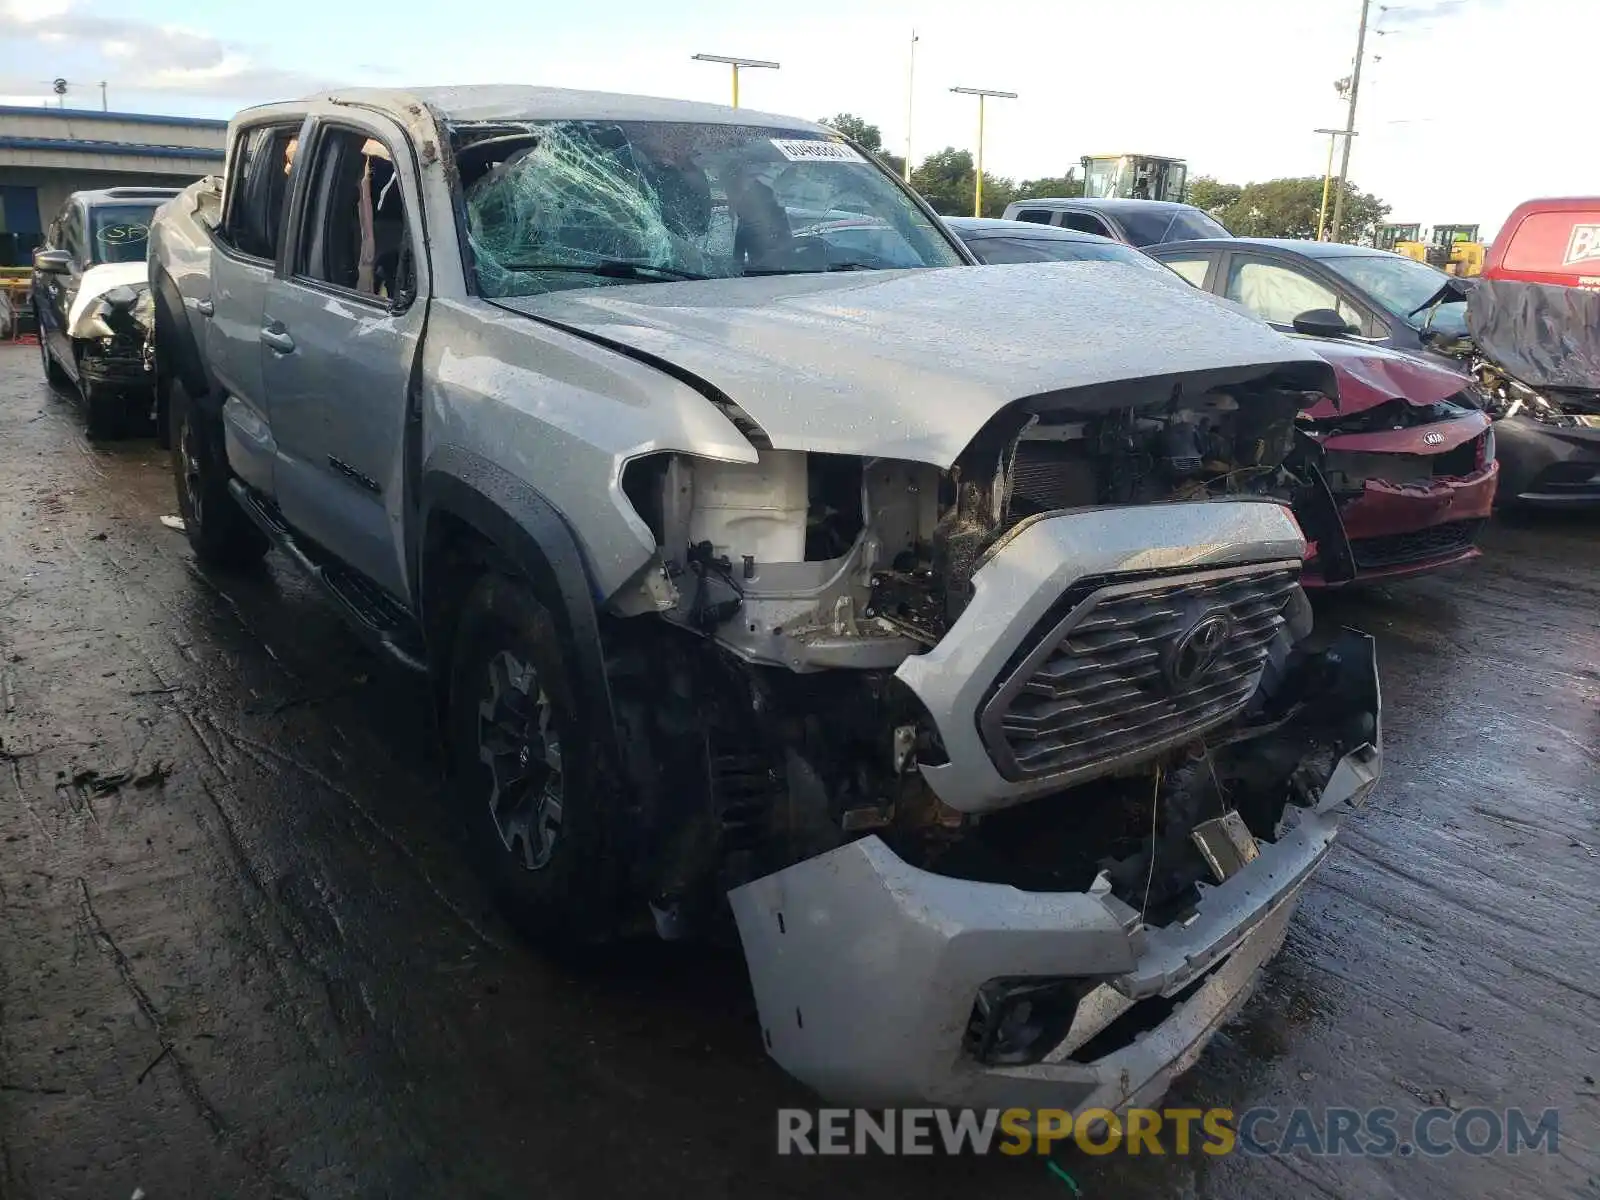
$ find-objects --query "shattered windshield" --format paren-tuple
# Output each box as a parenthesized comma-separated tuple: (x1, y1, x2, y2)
(1323, 253, 1468, 335)
(453, 120, 963, 296)
(88, 203, 158, 265)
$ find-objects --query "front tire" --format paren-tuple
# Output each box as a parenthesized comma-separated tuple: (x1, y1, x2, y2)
(447, 573, 622, 945)
(82, 380, 128, 440)
(169, 379, 269, 569)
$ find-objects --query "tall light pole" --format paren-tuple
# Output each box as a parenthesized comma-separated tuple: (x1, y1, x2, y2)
(904, 30, 918, 183)
(1328, 0, 1372, 243)
(950, 86, 1017, 217)
(691, 53, 779, 109)
(1314, 127, 1357, 240)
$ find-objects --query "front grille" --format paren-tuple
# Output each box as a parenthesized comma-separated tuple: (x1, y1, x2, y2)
(1430, 434, 1482, 477)
(980, 563, 1300, 783)
(1349, 518, 1484, 569)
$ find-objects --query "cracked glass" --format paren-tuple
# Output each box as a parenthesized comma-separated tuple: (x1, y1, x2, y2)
(452, 120, 962, 297)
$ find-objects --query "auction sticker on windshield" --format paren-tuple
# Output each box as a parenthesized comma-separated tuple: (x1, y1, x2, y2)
(771, 138, 865, 163)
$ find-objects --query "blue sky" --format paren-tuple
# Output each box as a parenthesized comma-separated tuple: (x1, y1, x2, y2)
(1, 0, 1589, 237)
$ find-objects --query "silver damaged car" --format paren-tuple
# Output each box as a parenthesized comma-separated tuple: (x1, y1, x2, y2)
(147, 86, 1383, 1113)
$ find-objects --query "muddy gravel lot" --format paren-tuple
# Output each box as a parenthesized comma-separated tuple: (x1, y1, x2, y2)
(0, 343, 1596, 1199)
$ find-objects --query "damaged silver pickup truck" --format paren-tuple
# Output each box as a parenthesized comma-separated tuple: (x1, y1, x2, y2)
(148, 86, 1382, 1112)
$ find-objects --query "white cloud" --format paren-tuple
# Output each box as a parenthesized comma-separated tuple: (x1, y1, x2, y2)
(0, 0, 1584, 239)
(0, 0, 69, 23)
(0, 0, 330, 102)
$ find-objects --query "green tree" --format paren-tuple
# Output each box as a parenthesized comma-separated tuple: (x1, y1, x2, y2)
(1216, 177, 1390, 242)
(1186, 175, 1241, 219)
(820, 113, 883, 153)
(1013, 170, 1082, 201)
(910, 147, 1016, 217)
(820, 114, 904, 178)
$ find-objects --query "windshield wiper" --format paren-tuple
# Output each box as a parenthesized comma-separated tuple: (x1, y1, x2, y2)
(744, 262, 882, 276)
(498, 260, 709, 282)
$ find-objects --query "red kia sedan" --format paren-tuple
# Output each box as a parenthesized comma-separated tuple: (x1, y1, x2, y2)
(1300, 338, 1498, 586)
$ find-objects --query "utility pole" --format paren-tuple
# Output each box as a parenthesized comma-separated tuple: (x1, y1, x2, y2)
(1328, 0, 1372, 243)
(950, 86, 1017, 217)
(903, 30, 918, 183)
(1314, 127, 1356, 240)
(691, 53, 779, 109)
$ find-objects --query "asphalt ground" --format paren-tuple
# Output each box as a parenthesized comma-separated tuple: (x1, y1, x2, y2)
(1, 343, 1595, 1199)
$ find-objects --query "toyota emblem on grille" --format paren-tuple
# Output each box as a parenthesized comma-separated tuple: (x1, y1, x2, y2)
(1165, 612, 1233, 691)
(1423, 431, 1445, 445)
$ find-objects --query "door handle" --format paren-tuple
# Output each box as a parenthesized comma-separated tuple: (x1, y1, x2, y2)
(195, 298, 214, 317)
(260, 326, 295, 354)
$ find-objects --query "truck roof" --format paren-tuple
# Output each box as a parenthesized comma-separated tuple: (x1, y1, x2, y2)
(239, 85, 822, 134)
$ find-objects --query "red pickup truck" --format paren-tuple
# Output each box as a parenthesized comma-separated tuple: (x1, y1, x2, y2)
(1483, 197, 1600, 290)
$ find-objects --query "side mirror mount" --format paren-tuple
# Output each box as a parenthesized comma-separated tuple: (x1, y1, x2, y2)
(1291, 307, 1356, 338)
(33, 248, 72, 275)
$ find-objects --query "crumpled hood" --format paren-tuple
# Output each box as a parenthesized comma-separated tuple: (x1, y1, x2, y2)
(1467, 279, 1600, 395)
(67, 262, 149, 339)
(1300, 336, 1473, 419)
(502, 262, 1335, 466)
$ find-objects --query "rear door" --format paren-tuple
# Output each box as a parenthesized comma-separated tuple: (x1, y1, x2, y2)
(260, 112, 426, 600)
(206, 120, 303, 496)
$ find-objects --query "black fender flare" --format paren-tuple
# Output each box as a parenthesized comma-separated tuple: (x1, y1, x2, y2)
(150, 264, 217, 417)
(416, 447, 620, 761)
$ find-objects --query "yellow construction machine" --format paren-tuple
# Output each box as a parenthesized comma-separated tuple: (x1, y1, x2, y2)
(1079, 154, 1188, 203)
(1382, 223, 1484, 276)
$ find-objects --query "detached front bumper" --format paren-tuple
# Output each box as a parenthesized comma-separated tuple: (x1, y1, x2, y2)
(1305, 464, 1498, 586)
(1496, 415, 1600, 507)
(732, 632, 1381, 1111)
(77, 337, 154, 391)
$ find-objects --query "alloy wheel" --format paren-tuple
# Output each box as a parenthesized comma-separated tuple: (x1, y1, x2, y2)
(477, 649, 563, 871)
(179, 412, 204, 529)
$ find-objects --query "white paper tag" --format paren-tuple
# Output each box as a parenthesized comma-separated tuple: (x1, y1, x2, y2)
(770, 138, 866, 164)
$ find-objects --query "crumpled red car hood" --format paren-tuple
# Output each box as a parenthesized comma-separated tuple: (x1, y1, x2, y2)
(1301, 337, 1471, 419)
